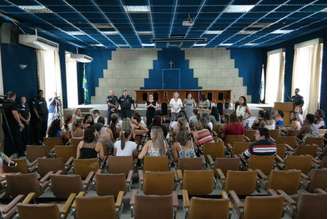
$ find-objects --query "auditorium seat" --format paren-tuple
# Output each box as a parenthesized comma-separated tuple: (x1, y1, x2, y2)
(26, 145, 48, 162)
(294, 145, 318, 158)
(276, 136, 299, 149)
(43, 137, 63, 151)
(281, 155, 314, 174)
(267, 170, 302, 195)
(228, 141, 250, 156)
(138, 156, 170, 185)
(73, 159, 99, 187)
(269, 129, 281, 139)
(3, 159, 36, 174)
(294, 193, 327, 219)
(214, 158, 241, 182)
(37, 158, 65, 177)
(95, 173, 126, 200)
(70, 138, 82, 148)
(18, 201, 73, 219)
(176, 157, 204, 181)
(51, 174, 84, 198)
(304, 136, 325, 147)
(182, 170, 214, 197)
(248, 155, 275, 177)
(245, 130, 256, 142)
(202, 142, 225, 167)
(54, 145, 76, 167)
(225, 135, 249, 145)
(75, 196, 118, 219)
(306, 168, 327, 192)
(107, 156, 134, 184)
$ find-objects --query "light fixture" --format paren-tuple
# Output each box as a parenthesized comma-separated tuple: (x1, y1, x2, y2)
(102, 31, 119, 35)
(321, 8, 327, 12)
(94, 23, 113, 29)
(220, 43, 233, 46)
(204, 30, 223, 35)
(244, 43, 257, 46)
(117, 44, 129, 47)
(193, 43, 207, 47)
(90, 44, 105, 47)
(223, 5, 255, 13)
(272, 29, 294, 34)
(142, 43, 155, 47)
(249, 22, 271, 28)
(239, 30, 257, 35)
(123, 5, 150, 13)
(18, 5, 52, 13)
(66, 31, 85, 35)
(137, 31, 153, 35)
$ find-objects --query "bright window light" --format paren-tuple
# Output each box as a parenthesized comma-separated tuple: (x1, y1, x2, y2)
(102, 31, 119, 35)
(66, 31, 85, 35)
(124, 5, 150, 13)
(142, 43, 155, 47)
(223, 5, 255, 13)
(220, 43, 233, 46)
(65, 52, 78, 108)
(272, 29, 294, 34)
(18, 5, 52, 13)
(137, 31, 153, 35)
(193, 43, 207, 47)
(204, 30, 223, 35)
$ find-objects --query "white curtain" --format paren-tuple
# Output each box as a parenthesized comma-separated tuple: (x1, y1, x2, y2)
(265, 49, 285, 105)
(36, 49, 46, 92)
(65, 52, 78, 108)
(292, 39, 322, 114)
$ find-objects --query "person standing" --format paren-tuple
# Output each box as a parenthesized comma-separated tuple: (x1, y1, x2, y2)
(291, 88, 304, 114)
(169, 92, 183, 121)
(31, 90, 48, 144)
(106, 90, 118, 124)
(236, 96, 251, 120)
(18, 96, 31, 145)
(118, 89, 135, 119)
(146, 94, 158, 128)
(184, 93, 196, 120)
(48, 92, 61, 126)
(3, 91, 25, 156)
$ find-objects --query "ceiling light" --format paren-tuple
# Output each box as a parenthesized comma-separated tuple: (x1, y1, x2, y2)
(142, 43, 155, 47)
(220, 43, 233, 46)
(245, 43, 257, 46)
(94, 23, 113, 29)
(137, 31, 153, 35)
(249, 23, 271, 28)
(239, 30, 257, 35)
(272, 29, 294, 34)
(223, 5, 255, 13)
(66, 31, 85, 35)
(117, 44, 129, 47)
(321, 8, 327, 12)
(18, 5, 52, 13)
(193, 43, 207, 47)
(123, 5, 150, 13)
(102, 31, 119, 35)
(90, 44, 105, 47)
(204, 30, 223, 35)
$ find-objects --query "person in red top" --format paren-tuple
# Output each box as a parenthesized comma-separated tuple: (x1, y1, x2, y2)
(223, 113, 245, 136)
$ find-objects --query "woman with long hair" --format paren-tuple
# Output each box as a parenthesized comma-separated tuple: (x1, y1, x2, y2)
(113, 119, 137, 157)
(236, 96, 251, 120)
(76, 126, 104, 160)
(172, 128, 196, 162)
(47, 118, 62, 137)
(138, 126, 168, 159)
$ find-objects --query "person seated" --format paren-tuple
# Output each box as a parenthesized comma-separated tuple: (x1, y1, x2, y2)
(113, 119, 137, 157)
(192, 121, 214, 146)
(72, 120, 84, 139)
(188, 109, 199, 127)
(275, 110, 285, 128)
(241, 128, 276, 159)
(109, 113, 121, 140)
(290, 112, 302, 131)
(76, 126, 104, 160)
(83, 114, 94, 129)
(298, 114, 320, 142)
(95, 117, 114, 156)
(72, 108, 83, 123)
(314, 109, 325, 129)
(131, 112, 148, 138)
(260, 111, 276, 130)
(138, 126, 168, 159)
(151, 115, 168, 138)
(172, 128, 197, 162)
(47, 118, 62, 138)
(200, 112, 213, 131)
(92, 109, 101, 123)
(223, 113, 245, 136)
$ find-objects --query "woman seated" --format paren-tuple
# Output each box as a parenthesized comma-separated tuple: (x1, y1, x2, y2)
(223, 113, 245, 136)
(172, 128, 196, 162)
(95, 117, 114, 156)
(298, 114, 320, 141)
(113, 119, 137, 157)
(275, 110, 285, 128)
(131, 112, 148, 139)
(109, 113, 121, 140)
(76, 126, 104, 160)
(260, 111, 276, 130)
(72, 120, 84, 139)
(47, 118, 62, 137)
(83, 114, 94, 129)
(138, 126, 168, 159)
(314, 109, 325, 129)
(290, 112, 302, 131)
(72, 108, 83, 123)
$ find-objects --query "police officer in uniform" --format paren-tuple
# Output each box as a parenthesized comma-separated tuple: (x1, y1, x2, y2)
(18, 96, 31, 145)
(31, 90, 48, 144)
(106, 90, 118, 124)
(118, 89, 135, 119)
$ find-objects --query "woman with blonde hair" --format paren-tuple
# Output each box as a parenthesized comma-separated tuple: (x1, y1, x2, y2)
(138, 126, 168, 159)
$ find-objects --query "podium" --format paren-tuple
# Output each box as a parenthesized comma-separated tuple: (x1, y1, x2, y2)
(274, 102, 294, 125)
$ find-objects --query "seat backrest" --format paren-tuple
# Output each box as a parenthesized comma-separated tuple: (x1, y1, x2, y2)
(285, 155, 313, 173)
(230, 141, 250, 155)
(295, 145, 318, 157)
(144, 171, 174, 195)
(26, 145, 48, 162)
(18, 204, 60, 219)
(183, 170, 214, 195)
(76, 196, 116, 219)
(295, 193, 327, 219)
(308, 168, 327, 192)
(96, 173, 126, 198)
(70, 138, 82, 147)
(51, 174, 83, 199)
(55, 145, 76, 162)
(6, 173, 42, 197)
(224, 171, 257, 196)
(267, 170, 301, 194)
(134, 194, 173, 219)
(203, 142, 225, 159)
(189, 197, 229, 219)
(3, 159, 29, 173)
(276, 136, 298, 148)
(248, 156, 275, 175)
(269, 129, 280, 139)
(107, 156, 133, 176)
(214, 158, 240, 174)
(37, 158, 65, 176)
(245, 130, 256, 142)
(304, 137, 324, 146)
(44, 137, 63, 151)
(225, 135, 246, 145)
(276, 144, 286, 158)
(243, 196, 284, 219)
(143, 156, 169, 171)
(73, 158, 99, 179)
(177, 158, 203, 171)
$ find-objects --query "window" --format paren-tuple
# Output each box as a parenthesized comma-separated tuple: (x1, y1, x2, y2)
(292, 39, 323, 113)
(260, 64, 265, 102)
(265, 49, 285, 105)
(65, 52, 78, 107)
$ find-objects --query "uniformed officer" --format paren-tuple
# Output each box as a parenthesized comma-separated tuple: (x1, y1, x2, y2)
(106, 90, 118, 124)
(31, 90, 48, 144)
(118, 89, 135, 119)
(18, 96, 31, 145)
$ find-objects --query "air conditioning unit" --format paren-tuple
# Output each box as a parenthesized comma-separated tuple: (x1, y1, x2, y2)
(19, 34, 59, 50)
(70, 54, 93, 63)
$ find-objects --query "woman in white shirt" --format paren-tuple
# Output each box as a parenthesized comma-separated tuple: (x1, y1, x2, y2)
(236, 96, 251, 119)
(169, 92, 183, 121)
(113, 119, 137, 157)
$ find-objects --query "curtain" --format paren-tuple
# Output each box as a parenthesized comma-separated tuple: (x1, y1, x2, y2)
(36, 49, 46, 92)
(277, 51, 285, 102)
(65, 52, 78, 108)
(292, 39, 322, 114)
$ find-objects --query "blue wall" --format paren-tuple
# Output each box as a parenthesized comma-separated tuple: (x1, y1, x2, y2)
(230, 48, 266, 103)
(1, 44, 38, 99)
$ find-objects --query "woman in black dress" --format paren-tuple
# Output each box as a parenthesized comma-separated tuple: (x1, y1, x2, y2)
(146, 94, 158, 128)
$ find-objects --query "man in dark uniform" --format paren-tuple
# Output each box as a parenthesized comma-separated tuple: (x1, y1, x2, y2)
(106, 90, 118, 124)
(18, 96, 31, 145)
(3, 91, 25, 156)
(31, 90, 48, 144)
(118, 89, 135, 119)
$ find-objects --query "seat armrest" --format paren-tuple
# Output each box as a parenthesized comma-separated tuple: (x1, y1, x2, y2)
(72, 192, 85, 208)
(255, 169, 267, 180)
(65, 157, 74, 168)
(40, 180, 50, 190)
(199, 155, 207, 167)
(60, 193, 76, 217)
(1, 194, 24, 214)
(244, 136, 251, 142)
(268, 189, 278, 196)
(22, 192, 36, 204)
(314, 188, 326, 194)
(229, 190, 243, 208)
(300, 173, 309, 180)
(275, 155, 284, 163)
(225, 144, 232, 152)
(284, 144, 295, 151)
(277, 162, 285, 170)
(182, 189, 190, 209)
(126, 170, 133, 184)
(206, 154, 214, 167)
(83, 171, 95, 187)
(115, 191, 124, 208)
(54, 170, 63, 175)
(215, 168, 225, 180)
(221, 190, 229, 199)
(277, 189, 296, 205)
(176, 169, 183, 181)
(40, 171, 54, 183)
